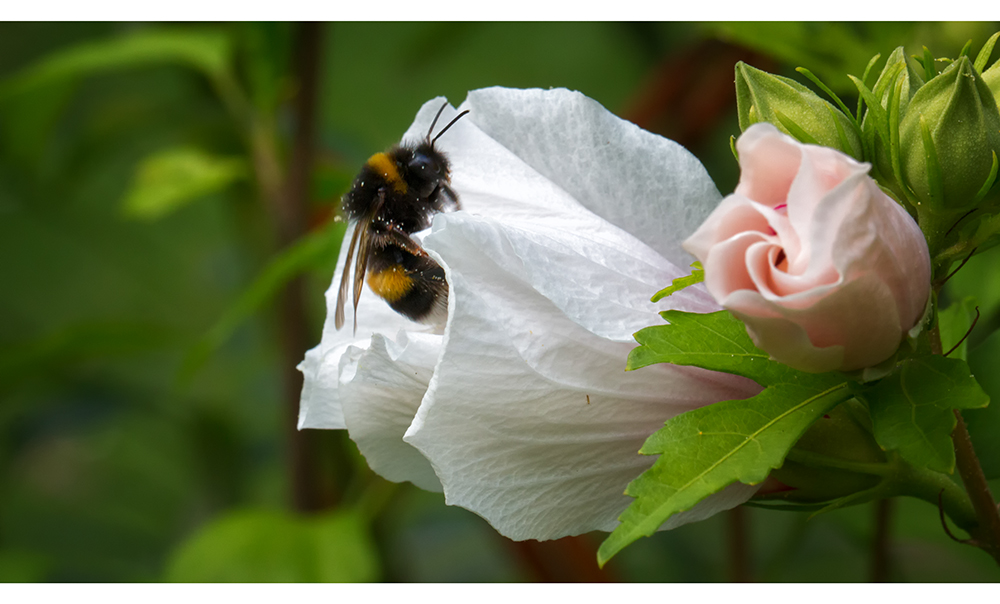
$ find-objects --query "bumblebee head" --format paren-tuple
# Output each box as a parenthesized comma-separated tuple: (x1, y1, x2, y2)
(406, 145, 449, 198)
(402, 103, 470, 198)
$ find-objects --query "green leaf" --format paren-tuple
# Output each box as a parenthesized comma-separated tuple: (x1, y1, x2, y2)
(827, 104, 855, 160)
(598, 376, 852, 566)
(774, 109, 819, 145)
(629, 310, 787, 385)
(938, 296, 978, 361)
(796, 66, 860, 130)
(959, 39, 974, 60)
(974, 31, 1000, 73)
(0, 28, 233, 98)
(862, 355, 989, 474)
(179, 219, 347, 381)
(922, 46, 938, 79)
(856, 52, 882, 119)
(972, 151, 999, 206)
(967, 329, 1000, 478)
(164, 508, 377, 582)
(888, 75, 914, 205)
(601, 310, 853, 564)
(121, 148, 248, 221)
(919, 114, 945, 206)
(650, 262, 703, 302)
(850, 73, 891, 151)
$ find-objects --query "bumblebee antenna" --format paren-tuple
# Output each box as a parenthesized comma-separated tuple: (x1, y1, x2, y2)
(432, 110, 470, 145)
(426, 102, 449, 141)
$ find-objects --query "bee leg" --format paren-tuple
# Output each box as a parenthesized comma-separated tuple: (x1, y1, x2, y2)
(372, 224, 430, 258)
(437, 183, 461, 212)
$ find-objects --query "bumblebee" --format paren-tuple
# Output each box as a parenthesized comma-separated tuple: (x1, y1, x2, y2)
(335, 103, 470, 332)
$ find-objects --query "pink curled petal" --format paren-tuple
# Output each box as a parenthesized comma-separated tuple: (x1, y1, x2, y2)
(693, 123, 931, 373)
(725, 271, 905, 372)
(793, 168, 876, 278)
(744, 240, 784, 297)
(338, 332, 443, 492)
(683, 193, 771, 262)
(805, 276, 904, 369)
(786, 144, 867, 231)
(734, 123, 802, 207)
(702, 231, 767, 300)
(725, 290, 845, 373)
(744, 241, 834, 301)
(832, 181, 931, 333)
(752, 201, 800, 263)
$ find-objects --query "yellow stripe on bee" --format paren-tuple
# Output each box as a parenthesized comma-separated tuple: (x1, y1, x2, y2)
(366, 152, 408, 194)
(367, 265, 414, 303)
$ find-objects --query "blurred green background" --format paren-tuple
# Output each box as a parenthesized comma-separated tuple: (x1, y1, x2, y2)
(2, 21, 1000, 583)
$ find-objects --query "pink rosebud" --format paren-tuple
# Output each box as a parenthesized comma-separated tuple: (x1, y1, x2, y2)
(683, 123, 931, 373)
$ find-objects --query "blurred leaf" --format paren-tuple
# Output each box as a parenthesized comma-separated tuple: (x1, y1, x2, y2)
(0, 28, 233, 98)
(313, 159, 356, 204)
(238, 23, 293, 113)
(863, 355, 989, 474)
(938, 296, 979, 361)
(944, 244, 1000, 346)
(711, 23, 884, 92)
(0, 322, 174, 393)
(0, 79, 76, 168)
(0, 550, 50, 582)
(967, 329, 1000, 478)
(121, 147, 247, 221)
(322, 23, 650, 158)
(180, 219, 346, 381)
(164, 508, 377, 582)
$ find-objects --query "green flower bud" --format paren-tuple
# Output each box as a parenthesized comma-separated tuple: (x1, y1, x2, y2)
(735, 62, 862, 159)
(899, 56, 1000, 214)
(756, 402, 886, 505)
(863, 47, 924, 195)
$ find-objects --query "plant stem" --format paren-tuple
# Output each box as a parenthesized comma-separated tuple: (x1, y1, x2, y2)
(928, 322, 942, 355)
(870, 498, 892, 582)
(506, 537, 618, 582)
(928, 308, 1000, 563)
(727, 506, 752, 582)
(280, 22, 340, 514)
(893, 446, 980, 532)
(951, 409, 1000, 563)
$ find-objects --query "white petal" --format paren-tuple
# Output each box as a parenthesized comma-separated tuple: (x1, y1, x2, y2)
(339, 331, 443, 491)
(407, 208, 761, 540)
(460, 87, 723, 267)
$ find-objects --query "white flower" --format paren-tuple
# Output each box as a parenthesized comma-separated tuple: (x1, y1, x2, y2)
(299, 87, 761, 540)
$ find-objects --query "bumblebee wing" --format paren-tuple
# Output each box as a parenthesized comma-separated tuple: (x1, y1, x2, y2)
(351, 217, 375, 335)
(334, 189, 387, 333)
(334, 217, 366, 331)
